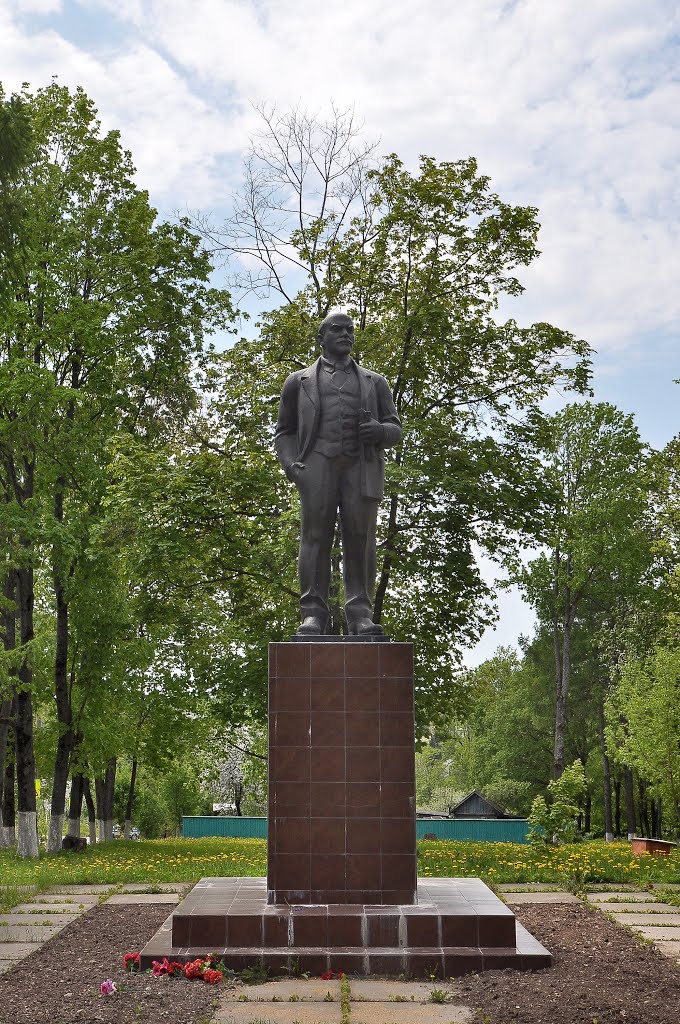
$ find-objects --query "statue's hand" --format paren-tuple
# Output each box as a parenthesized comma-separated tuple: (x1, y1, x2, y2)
(286, 461, 305, 482)
(359, 418, 384, 444)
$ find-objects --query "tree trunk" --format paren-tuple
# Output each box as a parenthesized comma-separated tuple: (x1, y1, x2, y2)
(1, 708, 16, 849)
(0, 697, 12, 835)
(124, 758, 137, 840)
(597, 700, 614, 841)
(614, 776, 622, 837)
(83, 777, 96, 844)
(95, 758, 116, 841)
(14, 564, 39, 857)
(624, 766, 636, 839)
(638, 779, 649, 838)
(1, 571, 18, 847)
(652, 798, 662, 839)
(554, 587, 572, 780)
(67, 774, 84, 839)
(234, 781, 243, 817)
(48, 487, 75, 853)
(583, 793, 592, 835)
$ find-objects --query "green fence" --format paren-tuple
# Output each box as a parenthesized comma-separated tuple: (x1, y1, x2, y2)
(183, 816, 268, 839)
(183, 816, 529, 843)
(416, 818, 530, 843)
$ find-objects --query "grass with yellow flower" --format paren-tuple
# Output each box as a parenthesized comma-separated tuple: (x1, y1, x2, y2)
(0, 838, 677, 902)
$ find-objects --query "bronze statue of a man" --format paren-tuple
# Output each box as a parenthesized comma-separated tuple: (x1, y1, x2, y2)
(275, 312, 402, 636)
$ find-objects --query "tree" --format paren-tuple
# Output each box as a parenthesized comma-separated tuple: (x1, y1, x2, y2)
(610, 647, 680, 835)
(515, 402, 653, 780)
(0, 83, 233, 854)
(200, 108, 591, 730)
(0, 87, 37, 856)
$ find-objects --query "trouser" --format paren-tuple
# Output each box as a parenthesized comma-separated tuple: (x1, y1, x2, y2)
(295, 451, 378, 624)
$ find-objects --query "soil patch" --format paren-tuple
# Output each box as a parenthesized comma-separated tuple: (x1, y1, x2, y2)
(455, 903, 680, 1024)
(0, 904, 224, 1024)
(0, 901, 678, 1023)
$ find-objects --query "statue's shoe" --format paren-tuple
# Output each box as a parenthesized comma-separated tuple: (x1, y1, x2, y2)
(348, 617, 385, 636)
(297, 616, 326, 635)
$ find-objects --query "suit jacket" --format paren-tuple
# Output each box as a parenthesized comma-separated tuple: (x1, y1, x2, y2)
(274, 357, 402, 500)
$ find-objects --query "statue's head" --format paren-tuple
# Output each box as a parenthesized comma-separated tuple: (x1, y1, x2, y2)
(318, 311, 355, 361)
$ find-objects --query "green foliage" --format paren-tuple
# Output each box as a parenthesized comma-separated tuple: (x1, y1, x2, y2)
(610, 646, 680, 830)
(528, 760, 587, 845)
(207, 113, 591, 732)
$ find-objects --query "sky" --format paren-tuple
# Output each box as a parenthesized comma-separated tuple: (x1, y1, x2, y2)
(1, 0, 678, 661)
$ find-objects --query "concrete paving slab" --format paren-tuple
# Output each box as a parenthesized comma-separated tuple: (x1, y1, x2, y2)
(610, 913, 680, 927)
(504, 891, 580, 904)
(33, 894, 99, 907)
(48, 884, 112, 894)
(652, 883, 680, 891)
(0, 885, 37, 893)
(230, 981, 342, 1002)
(216, 1004, 340, 1023)
(350, 981, 438, 1002)
(105, 892, 180, 905)
(0, 960, 12, 975)
(596, 903, 679, 914)
(498, 883, 567, 892)
(0, 914, 77, 927)
(11, 903, 90, 914)
(120, 882, 189, 892)
(588, 891, 654, 902)
(0, 943, 35, 960)
(655, 941, 680, 959)
(0, 925, 63, 942)
(628, 926, 680, 940)
(350, 1003, 472, 1023)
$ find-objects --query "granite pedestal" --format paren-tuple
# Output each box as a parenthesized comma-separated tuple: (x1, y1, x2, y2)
(268, 640, 417, 905)
(139, 640, 552, 975)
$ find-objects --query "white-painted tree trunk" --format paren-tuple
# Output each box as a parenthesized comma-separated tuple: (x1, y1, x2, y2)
(101, 817, 113, 842)
(0, 824, 16, 848)
(124, 819, 132, 840)
(17, 811, 39, 858)
(47, 812, 64, 853)
(88, 814, 96, 845)
(66, 813, 81, 838)
(97, 818, 105, 843)
(605, 831, 614, 843)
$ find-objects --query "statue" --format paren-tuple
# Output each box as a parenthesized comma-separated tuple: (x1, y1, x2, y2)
(275, 312, 402, 636)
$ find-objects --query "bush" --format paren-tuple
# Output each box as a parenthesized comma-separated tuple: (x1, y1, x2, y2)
(528, 760, 586, 844)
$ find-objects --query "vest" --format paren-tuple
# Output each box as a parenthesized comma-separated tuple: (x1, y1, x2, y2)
(313, 361, 361, 457)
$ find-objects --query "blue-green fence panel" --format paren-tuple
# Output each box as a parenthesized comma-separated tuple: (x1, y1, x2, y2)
(183, 816, 267, 839)
(183, 816, 528, 843)
(416, 818, 530, 843)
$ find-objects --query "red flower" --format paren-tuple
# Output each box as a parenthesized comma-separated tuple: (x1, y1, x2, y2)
(184, 959, 206, 980)
(320, 969, 333, 980)
(337, 971, 345, 979)
(203, 968, 223, 985)
(123, 952, 140, 973)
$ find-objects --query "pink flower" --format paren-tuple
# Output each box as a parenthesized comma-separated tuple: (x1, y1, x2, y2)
(100, 979, 118, 996)
(152, 957, 172, 977)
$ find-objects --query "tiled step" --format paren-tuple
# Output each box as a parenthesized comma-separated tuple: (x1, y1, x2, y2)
(140, 877, 551, 976)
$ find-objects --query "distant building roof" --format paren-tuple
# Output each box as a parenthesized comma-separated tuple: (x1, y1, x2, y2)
(448, 790, 515, 819)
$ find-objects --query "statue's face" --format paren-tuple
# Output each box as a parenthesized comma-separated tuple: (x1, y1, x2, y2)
(319, 315, 355, 361)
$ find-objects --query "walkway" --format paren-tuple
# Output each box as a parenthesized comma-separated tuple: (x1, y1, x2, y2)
(499, 882, 680, 964)
(0, 883, 185, 975)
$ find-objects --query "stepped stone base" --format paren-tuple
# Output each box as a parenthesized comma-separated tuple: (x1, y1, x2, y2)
(139, 876, 552, 976)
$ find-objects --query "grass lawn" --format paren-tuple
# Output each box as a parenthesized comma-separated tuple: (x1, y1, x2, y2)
(1, 838, 678, 907)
